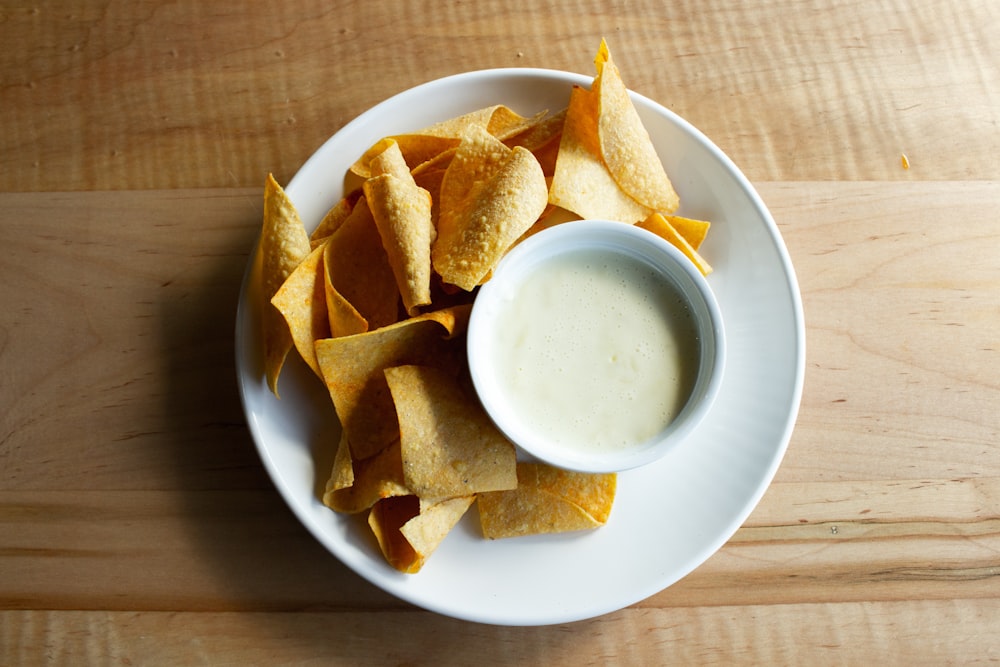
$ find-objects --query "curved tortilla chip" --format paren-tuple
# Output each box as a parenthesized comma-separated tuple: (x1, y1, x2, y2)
(368, 496, 422, 573)
(325, 431, 355, 494)
(637, 212, 713, 276)
(594, 40, 680, 213)
(363, 141, 436, 316)
(432, 128, 548, 290)
(270, 242, 329, 378)
(660, 213, 711, 250)
(324, 440, 410, 514)
(324, 196, 400, 332)
(397, 495, 475, 573)
(310, 195, 354, 248)
(477, 463, 617, 539)
(549, 85, 651, 224)
(314, 305, 471, 459)
(384, 364, 517, 499)
(260, 173, 311, 396)
(350, 105, 541, 179)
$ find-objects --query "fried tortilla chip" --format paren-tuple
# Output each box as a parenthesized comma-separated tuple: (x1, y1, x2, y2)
(352, 135, 460, 181)
(369, 494, 476, 574)
(504, 107, 566, 177)
(478, 463, 617, 539)
(363, 140, 436, 316)
(398, 495, 475, 573)
(638, 212, 713, 276)
(324, 196, 400, 332)
(324, 439, 410, 513)
(548, 85, 651, 224)
(314, 305, 471, 459)
(260, 173, 311, 396)
(594, 40, 679, 213)
(368, 495, 422, 572)
(310, 195, 355, 248)
(432, 127, 548, 290)
(325, 431, 355, 493)
(350, 105, 542, 179)
(384, 364, 517, 498)
(660, 213, 711, 250)
(270, 241, 329, 378)
(323, 253, 369, 338)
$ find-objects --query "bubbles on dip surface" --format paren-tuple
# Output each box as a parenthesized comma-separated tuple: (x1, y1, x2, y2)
(492, 248, 699, 454)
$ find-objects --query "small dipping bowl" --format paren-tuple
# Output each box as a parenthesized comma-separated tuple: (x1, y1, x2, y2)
(467, 219, 726, 473)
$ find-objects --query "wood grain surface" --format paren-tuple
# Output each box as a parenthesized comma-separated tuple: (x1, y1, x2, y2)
(1, 0, 998, 664)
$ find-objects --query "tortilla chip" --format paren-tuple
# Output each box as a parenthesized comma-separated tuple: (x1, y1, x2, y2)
(270, 241, 329, 378)
(325, 431, 355, 493)
(323, 253, 369, 338)
(314, 305, 471, 460)
(384, 364, 517, 498)
(594, 40, 679, 213)
(398, 495, 476, 572)
(350, 106, 540, 179)
(363, 140, 436, 316)
(324, 439, 410, 513)
(432, 127, 548, 290)
(352, 135, 460, 181)
(310, 195, 355, 248)
(661, 214, 711, 250)
(548, 85, 651, 224)
(478, 463, 617, 539)
(260, 173, 311, 396)
(504, 108, 565, 152)
(638, 212, 713, 276)
(324, 196, 400, 332)
(368, 495, 422, 572)
(504, 108, 566, 176)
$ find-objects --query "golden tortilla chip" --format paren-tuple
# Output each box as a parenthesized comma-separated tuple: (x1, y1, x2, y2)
(270, 241, 329, 378)
(368, 495, 422, 573)
(310, 195, 355, 248)
(638, 212, 713, 276)
(398, 495, 475, 573)
(323, 252, 369, 338)
(324, 439, 410, 513)
(548, 85, 651, 224)
(384, 364, 517, 498)
(432, 127, 548, 290)
(314, 305, 471, 460)
(363, 140, 436, 316)
(325, 431, 355, 493)
(324, 196, 400, 332)
(260, 173, 311, 396)
(350, 106, 541, 179)
(352, 135, 460, 181)
(369, 494, 475, 574)
(477, 462, 617, 539)
(594, 40, 679, 213)
(504, 108, 566, 177)
(661, 213, 711, 250)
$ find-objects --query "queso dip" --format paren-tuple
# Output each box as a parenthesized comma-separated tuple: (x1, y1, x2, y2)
(491, 247, 699, 454)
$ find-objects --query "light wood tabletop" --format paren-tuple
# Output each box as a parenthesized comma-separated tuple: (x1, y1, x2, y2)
(2, 0, 998, 664)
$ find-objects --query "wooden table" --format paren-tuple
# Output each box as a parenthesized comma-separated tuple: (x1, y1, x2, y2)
(2, 1, 997, 663)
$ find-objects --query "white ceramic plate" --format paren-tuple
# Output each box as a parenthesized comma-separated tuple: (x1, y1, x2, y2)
(235, 68, 805, 626)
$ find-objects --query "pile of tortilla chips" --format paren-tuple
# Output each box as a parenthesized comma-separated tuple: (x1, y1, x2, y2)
(256, 40, 714, 573)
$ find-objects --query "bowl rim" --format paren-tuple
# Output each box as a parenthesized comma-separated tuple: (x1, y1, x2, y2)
(467, 219, 727, 473)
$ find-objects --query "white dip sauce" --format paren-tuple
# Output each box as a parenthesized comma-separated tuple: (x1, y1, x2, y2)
(492, 248, 698, 454)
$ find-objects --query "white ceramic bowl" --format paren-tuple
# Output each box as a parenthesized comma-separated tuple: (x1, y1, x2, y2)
(468, 220, 726, 473)
(235, 67, 805, 626)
